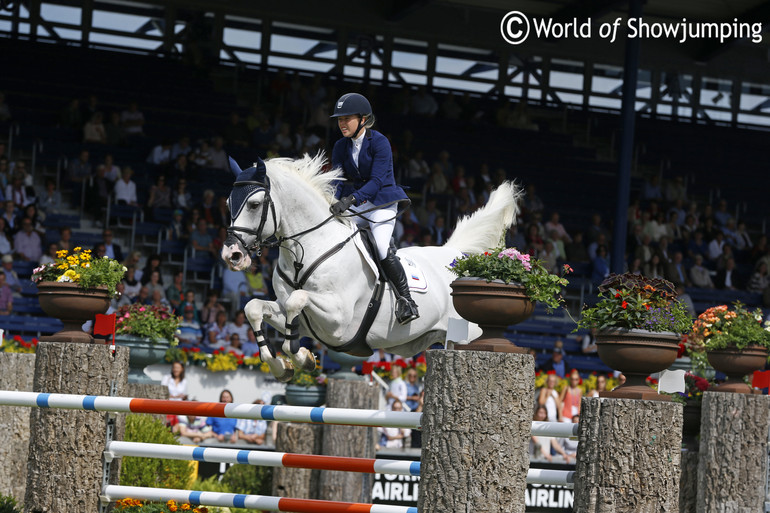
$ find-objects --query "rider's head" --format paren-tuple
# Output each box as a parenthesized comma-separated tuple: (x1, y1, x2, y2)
(330, 93, 374, 139)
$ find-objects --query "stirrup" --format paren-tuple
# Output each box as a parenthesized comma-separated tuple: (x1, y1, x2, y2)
(395, 297, 419, 325)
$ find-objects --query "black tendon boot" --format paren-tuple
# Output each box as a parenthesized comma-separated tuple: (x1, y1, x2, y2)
(380, 252, 420, 325)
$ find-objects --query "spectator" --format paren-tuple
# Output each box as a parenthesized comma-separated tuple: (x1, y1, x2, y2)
(209, 137, 228, 170)
(173, 414, 213, 443)
(708, 232, 725, 262)
(5, 174, 32, 209)
(122, 267, 141, 299)
(140, 254, 163, 286)
(537, 373, 561, 423)
(13, 217, 42, 262)
(667, 251, 691, 287)
(83, 112, 106, 144)
(581, 327, 598, 354)
(591, 245, 610, 285)
(207, 390, 238, 443)
(747, 262, 770, 294)
(411, 87, 438, 117)
(165, 270, 185, 312)
(37, 178, 61, 217)
(144, 270, 164, 298)
(226, 310, 256, 344)
(541, 347, 569, 378)
(531, 405, 570, 462)
(687, 231, 708, 260)
(404, 368, 422, 412)
(545, 212, 572, 243)
(105, 112, 126, 146)
(714, 199, 731, 226)
(245, 261, 268, 298)
(177, 304, 203, 345)
(665, 176, 687, 203)
(559, 415, 581, 462)
(377, 399, 411, 449)
(206, 310, 231, 349)
(121, 102, 145, 137)
(675, 285, 696, 318)
(715, 257, 741, 291)
(385, 365, 407, 408)
(643, 254, 666, 280)
(60, 98, 82, 132)
(1, 254, 20, 293)
(171, 136, 193, 159)
(111, 282, 132, 310)
(222, 333, 245, 357)
(167, 209, 189, 242)
(0, 272, 12, 315)
(147, 140, 172, 166)
(559, 370, 582, 423)
(99, 154, 121, 183)
(178, 290, 199, 320)
(642, 175, 662, 201)
(588, 374, 608, 398)
(161, 361, 188, 401)
(733, 221, 753, 252)
(102, 230, 123, 261)
(172, 179, 193, 212)
(132, 285, 151, 305)
(0, 218, 10, 257)
(114, 167, 139, 206)
(191, 218, 216, 258)
(235, 399, 269, 444)
(147, 175, 172, 217)
(690, 254, 714, 288)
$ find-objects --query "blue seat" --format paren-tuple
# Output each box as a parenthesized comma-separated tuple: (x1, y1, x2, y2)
(43, 214, 81, 229)
(12, 296, 43, 315)
(13, 261, 37, 279)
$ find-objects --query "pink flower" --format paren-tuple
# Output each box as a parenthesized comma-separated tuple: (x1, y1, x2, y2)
(139, 307, 145, 312)
(498, 248, 532, 271)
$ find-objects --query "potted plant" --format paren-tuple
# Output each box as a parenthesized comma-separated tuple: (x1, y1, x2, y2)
(32, 247, 126, 343)
(447, 247, 571, 351)
(115, 304, 181, 384)
(576, 273, 693, 400)
(687, 303, 770, 393)
(284, 363, 327, 407)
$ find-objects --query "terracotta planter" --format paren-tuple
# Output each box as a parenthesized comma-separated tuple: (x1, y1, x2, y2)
(596, 328, 681, 401)
(450, 278, 534, 353)
(284, 384, 326, 406)
(37, 282, 111, 343)
(706, 345, 768, 394)
(115, 334, 170, 384)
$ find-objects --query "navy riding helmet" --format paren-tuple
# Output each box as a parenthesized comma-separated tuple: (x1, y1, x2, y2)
(330, 93, 372, 118)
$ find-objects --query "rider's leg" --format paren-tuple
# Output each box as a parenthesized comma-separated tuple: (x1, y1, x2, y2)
(368, 205, 419, 325)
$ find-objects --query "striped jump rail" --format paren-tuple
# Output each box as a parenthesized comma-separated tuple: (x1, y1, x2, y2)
(101, 485, 418, 513)
(105, 441, 574, 487)
(0, 390, 578, 437)
(105, 441, 421, 476)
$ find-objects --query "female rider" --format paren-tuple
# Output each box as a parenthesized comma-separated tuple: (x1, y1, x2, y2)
(329, 93, 419, 325)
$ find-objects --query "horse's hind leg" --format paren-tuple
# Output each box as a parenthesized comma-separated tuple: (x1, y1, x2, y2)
(282, 290, 317, 373)
(244, 298, 294, 382)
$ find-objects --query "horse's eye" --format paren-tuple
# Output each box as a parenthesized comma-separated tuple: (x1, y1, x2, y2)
(248, 198, 261, 209)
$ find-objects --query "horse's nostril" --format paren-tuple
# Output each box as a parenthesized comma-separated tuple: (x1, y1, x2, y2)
(231, 251, 242, 262)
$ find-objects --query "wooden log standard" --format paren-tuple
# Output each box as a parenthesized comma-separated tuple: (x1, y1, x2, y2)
(271, 422, 322, 510)
(319, 379, 379, 503)
(0, 353, 35, 502)
(679, 450, 698, 513)
(418, 350, 534, 513)
(697, 391, 770, 512)
(24, 342, 129, 513)
(574, 397, 682, 512)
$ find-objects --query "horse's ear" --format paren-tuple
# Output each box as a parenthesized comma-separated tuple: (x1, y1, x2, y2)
(229, 156, 243, 177)
(255, 157, 267, 180)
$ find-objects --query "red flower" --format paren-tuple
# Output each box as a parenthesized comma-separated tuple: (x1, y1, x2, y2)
(213, 350, 219, 355)
(677, 343, 685, 358)
(546, 370, 556, 375)
(484, 251, 489, 256)
(13, 335, 22, 342)
(621, 301, 628, 309)
(644, 303, 650, 310)
(615, 293, 621, 298)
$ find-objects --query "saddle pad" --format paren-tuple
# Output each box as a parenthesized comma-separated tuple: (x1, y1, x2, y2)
(352, 234, 429, 294)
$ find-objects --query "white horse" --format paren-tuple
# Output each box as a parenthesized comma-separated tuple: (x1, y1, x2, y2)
(221, 154, 519, 381)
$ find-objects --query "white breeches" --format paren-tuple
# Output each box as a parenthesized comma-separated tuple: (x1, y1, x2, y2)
(350, 203, 397, 260)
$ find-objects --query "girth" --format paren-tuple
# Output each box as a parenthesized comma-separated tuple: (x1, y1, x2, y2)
(274, 229, 384, 357)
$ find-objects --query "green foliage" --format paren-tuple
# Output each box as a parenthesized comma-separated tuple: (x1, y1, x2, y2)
(690, 302, 770, 352)
(0, 495, 21, 513)
(120, 415, 193, 489)
(164, 346, 188, 364)
(190, 475, 243, 513)
(222, 463, 273, 496)
(116, 304, 181, 343)
(448, 247, 570, 311)
(288, 364, 326, 387)
(32, 248, 126, 297)
(577, 273, 693, 333)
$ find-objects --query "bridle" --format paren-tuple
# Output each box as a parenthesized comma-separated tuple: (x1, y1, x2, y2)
(226, 176, 278, 255)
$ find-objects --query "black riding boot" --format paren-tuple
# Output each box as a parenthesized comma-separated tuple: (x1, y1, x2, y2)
(380, 253, 420, 325)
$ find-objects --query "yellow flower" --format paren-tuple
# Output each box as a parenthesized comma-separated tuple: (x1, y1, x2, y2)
(64, 269, 77, 278)
(181, 505, 191, 511)
(56, 250, 68, 258)
(57, 263, 68, 270)
(73, 246, 82, 252)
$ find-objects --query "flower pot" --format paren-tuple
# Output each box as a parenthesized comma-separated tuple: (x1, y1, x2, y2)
(706, 345, 768, 394)
(284, 384, 326, 407)
(450, 278, 534, 353)
(115, 334, 170, 384)
(37, 282, 111, 344)
(326, 349, 368, 381)
(596, 328, 681, 401)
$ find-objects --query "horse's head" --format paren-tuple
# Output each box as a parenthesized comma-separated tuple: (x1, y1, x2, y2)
(222, 157, 277, 271)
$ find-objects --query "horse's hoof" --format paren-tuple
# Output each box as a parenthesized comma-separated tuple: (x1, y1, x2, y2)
(300, 355, 317, 373)
(276, 367, 295, 383)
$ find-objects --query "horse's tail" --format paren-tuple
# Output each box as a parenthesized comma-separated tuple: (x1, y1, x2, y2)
(445, 181, 521, 254)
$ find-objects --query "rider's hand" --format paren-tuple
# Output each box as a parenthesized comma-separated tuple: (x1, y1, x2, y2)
(330, 195, 356, 216)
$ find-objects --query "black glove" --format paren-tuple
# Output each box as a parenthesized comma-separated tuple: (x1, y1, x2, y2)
(331, 195, 356, 216)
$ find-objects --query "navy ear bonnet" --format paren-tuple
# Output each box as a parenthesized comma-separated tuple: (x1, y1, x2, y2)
(229, 156, 269, 221)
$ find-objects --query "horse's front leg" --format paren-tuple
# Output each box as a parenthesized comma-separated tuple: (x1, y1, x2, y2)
(282, 290, 317, 373)
(244, 297, 294, 382)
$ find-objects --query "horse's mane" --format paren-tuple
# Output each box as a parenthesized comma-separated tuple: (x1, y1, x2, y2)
(267, 153, 342, 206)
